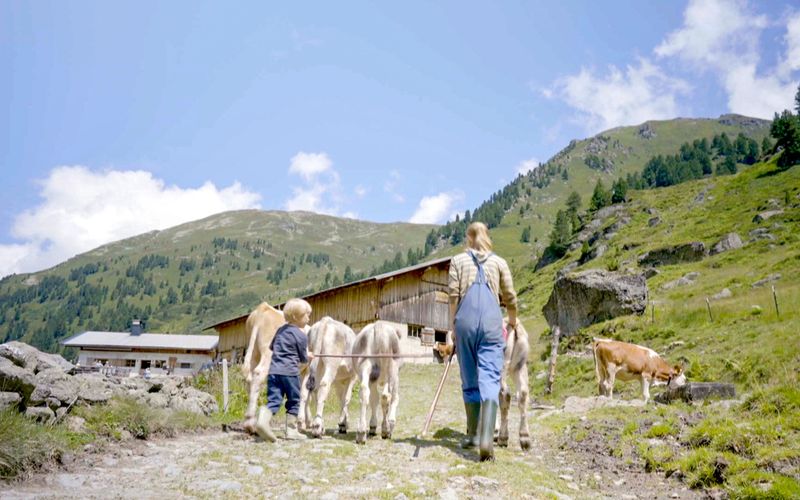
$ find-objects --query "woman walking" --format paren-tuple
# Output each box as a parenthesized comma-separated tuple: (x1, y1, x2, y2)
(448, 222, 518, 461)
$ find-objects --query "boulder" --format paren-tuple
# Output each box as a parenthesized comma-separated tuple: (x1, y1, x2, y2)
(648, 217, 661, 227)
(638, 242, 706, 267)
(749, 228, 774, 241)
(29, 368, 80, 406)
(578, 244, 607, 265)
(0, 356, 37, 400)
(752, 273, 781, 288)
(74, 373, 115, 404)
(711, 288, 733, 300)
(0, 341, 74, 374)
(0, 391, 22, 410)
(661, 272, 700, 290)
(542, 269, 648, 335)
(654, 382, 736, 404)
(169, 386, 218, 416)
(643, 268, 660, 279)
(25, 406, 55, 423)
(710, 233, 743, 255)
(143, 392, 170, 409)
(753, 210, 783, 223)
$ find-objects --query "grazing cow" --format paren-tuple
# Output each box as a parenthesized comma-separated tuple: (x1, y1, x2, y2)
(592, 338, 686, 404)
(298, 317, 358, 437)
(497, 321, 531, 450)
(240, 302, 286, 433)
(351, 321, 403, 444)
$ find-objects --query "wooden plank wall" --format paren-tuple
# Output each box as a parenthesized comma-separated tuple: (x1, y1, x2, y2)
(215, 262, 452, 358)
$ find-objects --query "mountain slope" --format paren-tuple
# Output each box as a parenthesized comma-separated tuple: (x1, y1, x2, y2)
(0, 210, 436, 351)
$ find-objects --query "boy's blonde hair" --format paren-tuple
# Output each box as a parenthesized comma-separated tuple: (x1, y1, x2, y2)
(466, 222, 493, 253)
(283, 298, 312, 323)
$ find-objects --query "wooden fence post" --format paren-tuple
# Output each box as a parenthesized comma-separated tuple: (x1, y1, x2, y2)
(706, 297, 713, 322)
(222, 359, 229, 413)
(772, 285, 781, 320)
(651, 301, 655, 324)
(546, 326, 561, 395)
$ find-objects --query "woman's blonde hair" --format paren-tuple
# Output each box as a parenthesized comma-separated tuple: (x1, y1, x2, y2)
(283, 298, 312, 323)
(466, 222, 493, 253)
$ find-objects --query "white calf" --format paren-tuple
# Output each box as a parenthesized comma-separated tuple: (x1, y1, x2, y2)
(298, 317, 357, 437)
(352, 321, 402, 444)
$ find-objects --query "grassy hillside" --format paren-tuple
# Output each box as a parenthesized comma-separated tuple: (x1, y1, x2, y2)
(0, 210, 436, 351)
(506, 154, 800, 497)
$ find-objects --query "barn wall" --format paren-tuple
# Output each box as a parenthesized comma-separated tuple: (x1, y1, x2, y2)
(213, 261, 452, 359)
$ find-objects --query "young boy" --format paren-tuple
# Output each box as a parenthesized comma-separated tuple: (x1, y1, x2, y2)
(255, 298, 313, 442)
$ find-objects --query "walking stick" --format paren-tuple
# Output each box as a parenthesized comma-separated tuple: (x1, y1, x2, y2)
(412, 347, 456, 458)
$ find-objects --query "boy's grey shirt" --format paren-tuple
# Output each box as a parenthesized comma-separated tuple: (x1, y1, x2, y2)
(268, 323, 308, 376)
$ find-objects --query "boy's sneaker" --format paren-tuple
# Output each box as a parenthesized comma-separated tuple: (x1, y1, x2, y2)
(285, 414, 308, 440)
(254, 406, 277, 442)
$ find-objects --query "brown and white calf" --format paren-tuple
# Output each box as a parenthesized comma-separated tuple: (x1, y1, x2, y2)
(241, 302, 285, 433)
(497, 321, 531, 450)
(351, 321, 403, 444)
(592, 338, 686, 404)
(299, 317, 357, 437)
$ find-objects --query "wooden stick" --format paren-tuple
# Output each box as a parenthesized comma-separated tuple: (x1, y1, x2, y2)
(772, 285, 781, 319)
(413, 351, 455, 458)
(222, 359, 229, 413)
(706, 297, 713, 322)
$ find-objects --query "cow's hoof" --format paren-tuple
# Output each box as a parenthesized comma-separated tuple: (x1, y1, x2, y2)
(368, 426, 377, 437)
(497, 437, 508, 448)
(338, 423, 347, 434)
(381, 431, 393, 440)
(243, 419, 256, 435)
(520, 437, 531, 451)
(355, 432, 367, 444)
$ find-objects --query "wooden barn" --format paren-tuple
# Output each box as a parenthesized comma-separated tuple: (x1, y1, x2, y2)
(208, 256, 452, 362)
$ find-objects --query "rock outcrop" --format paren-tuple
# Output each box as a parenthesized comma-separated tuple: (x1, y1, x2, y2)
(0, 341, 219, 423)
(710, 233, 743, 255)
(542, 269, 648, 335)
(638, 242, 706, 267)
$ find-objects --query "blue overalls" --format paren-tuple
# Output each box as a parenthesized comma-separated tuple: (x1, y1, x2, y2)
(454, 252, 505, 405)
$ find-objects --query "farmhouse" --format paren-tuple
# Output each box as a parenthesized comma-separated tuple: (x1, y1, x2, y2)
(61, 320, 219, 376)
(208, 256, 453, 362)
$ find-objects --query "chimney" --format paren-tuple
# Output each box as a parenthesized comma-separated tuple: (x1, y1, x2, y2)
(130, 319, 144, 336)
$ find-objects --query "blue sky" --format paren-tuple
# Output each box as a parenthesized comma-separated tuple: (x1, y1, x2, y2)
(1, 0, 798, 277)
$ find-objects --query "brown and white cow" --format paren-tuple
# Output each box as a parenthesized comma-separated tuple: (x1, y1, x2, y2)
(351, 321, 403, 444)
(298, 317, 358, 437)
(592, 338, 686, 404)
(241, 302, 285, 433)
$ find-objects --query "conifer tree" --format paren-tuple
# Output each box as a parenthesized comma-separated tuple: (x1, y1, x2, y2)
(589, 180, 611, 211)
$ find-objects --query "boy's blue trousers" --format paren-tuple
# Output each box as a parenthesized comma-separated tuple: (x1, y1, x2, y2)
(266, 374, 301, 416)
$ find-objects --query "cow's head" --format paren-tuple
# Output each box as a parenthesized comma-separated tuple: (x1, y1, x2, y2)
(668, 365, 687, 389)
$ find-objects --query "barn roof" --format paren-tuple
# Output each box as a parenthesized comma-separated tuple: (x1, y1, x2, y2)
(61, 331, 219, 351)
(204, 255, 453, 331)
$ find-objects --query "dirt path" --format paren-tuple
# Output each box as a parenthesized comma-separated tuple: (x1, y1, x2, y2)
(3, 365, 700, 499)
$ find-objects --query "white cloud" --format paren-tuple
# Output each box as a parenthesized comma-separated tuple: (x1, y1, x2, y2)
(284, 151, 346, 215)
(655, 0, 766, 67)
(516, 158, 540, 176)
(785, 12, 800, 75)
(547, 58, 690, 134)
(655, 0, 796, 118)
(288, 152, 332, 182)
(408, 191, 464, 224)
(383, 170, 405, 203)
(354, 185, 368, 198)
(0, 166, 261, 278)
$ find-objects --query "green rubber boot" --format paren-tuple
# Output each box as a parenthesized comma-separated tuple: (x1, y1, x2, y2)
(478, 400, 498, 462)
(254, 406, 277, 443)
(285, 414, 308, 440)
(460, 402, 481, 449)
